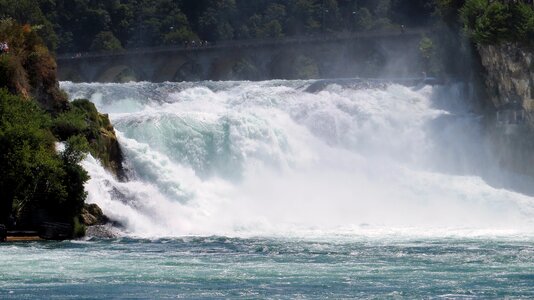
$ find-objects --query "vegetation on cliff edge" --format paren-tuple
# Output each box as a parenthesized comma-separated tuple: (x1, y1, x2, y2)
(0, 20, 123, 236)
(0, 89, 89, 235)
(441, 0, 534, 45)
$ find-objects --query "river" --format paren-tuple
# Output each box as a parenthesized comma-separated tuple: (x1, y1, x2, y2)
(2, 79, 534, 298)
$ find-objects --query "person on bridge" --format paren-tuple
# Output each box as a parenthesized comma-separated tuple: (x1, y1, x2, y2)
(400, 25, 406, 34)
(0, 41, 9, 54)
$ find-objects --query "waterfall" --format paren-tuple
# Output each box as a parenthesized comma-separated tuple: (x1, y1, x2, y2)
(61, 80, 534, 238)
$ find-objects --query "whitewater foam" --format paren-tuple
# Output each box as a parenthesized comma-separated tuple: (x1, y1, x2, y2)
(63, 80, 534, 238)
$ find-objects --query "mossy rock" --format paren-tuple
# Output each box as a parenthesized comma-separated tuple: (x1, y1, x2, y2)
(52, 99, 125, 178)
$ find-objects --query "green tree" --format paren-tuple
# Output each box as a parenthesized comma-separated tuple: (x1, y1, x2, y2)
(472, 1, 510, 43)
(264, 3, 286, 23)
(419, 36, 435, 60)
(434, 0, 465, 27)
(163, 27, 197, 45)
(323, 0, 342, 31)
(90, 31, 123, 52)
(0, 0, 58, 50)
(198, 0, 237, 40)
(460, 0, 486, 30)
(354, 8, 373, 31)
(262, 20, 284, 38)
(0, 89, 89, 228)
(509, 3, 534, 41)
(286, 0, 320, 35)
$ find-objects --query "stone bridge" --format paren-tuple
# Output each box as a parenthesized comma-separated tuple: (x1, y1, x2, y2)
(57, 28, 434, 82)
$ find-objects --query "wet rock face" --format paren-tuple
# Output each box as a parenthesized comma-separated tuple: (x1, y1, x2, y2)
(80, 203, 108, 226)
(56, 98, 125, 179)
(478, 44, 534, 119)
(478, 44, 534, 178)
(85, 225, 120, 238)
(93, 112, 126, 179)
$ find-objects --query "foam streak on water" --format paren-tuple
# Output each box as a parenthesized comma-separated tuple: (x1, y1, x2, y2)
(2, 237, 534, 298)
(61, 80, 534, 238)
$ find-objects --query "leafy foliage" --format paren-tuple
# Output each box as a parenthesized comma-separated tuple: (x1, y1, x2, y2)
(460, 0, 534, 45)
(0, 21, 121, 237)
(52, 99, 124, 176)
(90, 31, 123, 52)
(0, 0, 438, 53)
(0, 18, 68, 112)
(435, 0, 468, 28)
(0, 0, 58, 50)
(0, 89, 88, 229)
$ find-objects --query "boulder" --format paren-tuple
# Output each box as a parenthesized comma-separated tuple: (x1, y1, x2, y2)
(86, 224, 120, 238)
(80, 203, 108, 226)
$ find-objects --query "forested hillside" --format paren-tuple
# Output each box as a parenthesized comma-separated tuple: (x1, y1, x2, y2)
(0, 0, 434, 53)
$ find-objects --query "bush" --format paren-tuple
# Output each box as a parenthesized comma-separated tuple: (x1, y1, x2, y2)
(52, 99, 122, 177)
(0, 88, 89, 229)
(52, 107, 88, 139)
(474, 2, 510, 43)
(73, 216, 86, 238)
(460, 0, 487, 31)
(510, 3, 534, 40)
(0, 18, 68, 112)
(0, 54, 29, 96)
(90, 31, 123, 52)
(460, 0, 534, 45)
(163, 27, 198, 45)
(354, 8, 373, 31)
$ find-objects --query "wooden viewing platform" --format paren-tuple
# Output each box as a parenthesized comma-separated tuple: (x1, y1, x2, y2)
(3, 231, 41, 242)
(6, 236, 42, 242)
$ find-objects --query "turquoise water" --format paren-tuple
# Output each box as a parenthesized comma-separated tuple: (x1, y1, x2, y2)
(2, 236, 534, 298)
(29, 80, 534, 298)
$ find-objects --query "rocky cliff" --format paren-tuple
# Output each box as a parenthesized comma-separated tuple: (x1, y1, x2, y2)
(478, 44, 534, 115)
(478, 43, 534, 177)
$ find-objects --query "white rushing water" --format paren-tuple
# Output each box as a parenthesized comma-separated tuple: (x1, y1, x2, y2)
(61, 80, 534, 238)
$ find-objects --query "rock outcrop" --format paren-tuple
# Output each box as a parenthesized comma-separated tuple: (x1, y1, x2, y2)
(0, 20, 123, 238)
(80, 203, 108, 226)
(478, 44, 534, 116)
(55, 98, 125, 178)
(478, 43, 534, 177)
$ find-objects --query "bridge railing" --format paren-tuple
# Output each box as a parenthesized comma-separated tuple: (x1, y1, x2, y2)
(56, 27, 433, 60)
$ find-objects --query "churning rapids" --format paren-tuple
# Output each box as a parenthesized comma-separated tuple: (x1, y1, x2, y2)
(61, 80, 534, 238)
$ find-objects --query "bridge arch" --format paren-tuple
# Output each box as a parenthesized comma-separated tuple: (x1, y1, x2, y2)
(151, 56, 191, 82)
(57, 65, 89, 82)
(173, 60, 204, 82)
(97, 65, 144, 82)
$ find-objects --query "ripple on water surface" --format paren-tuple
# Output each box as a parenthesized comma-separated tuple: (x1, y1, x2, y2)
(1, 237, 534, 298)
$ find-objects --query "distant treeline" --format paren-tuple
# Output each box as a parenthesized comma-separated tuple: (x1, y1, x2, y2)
(0, 0, 435, 53)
